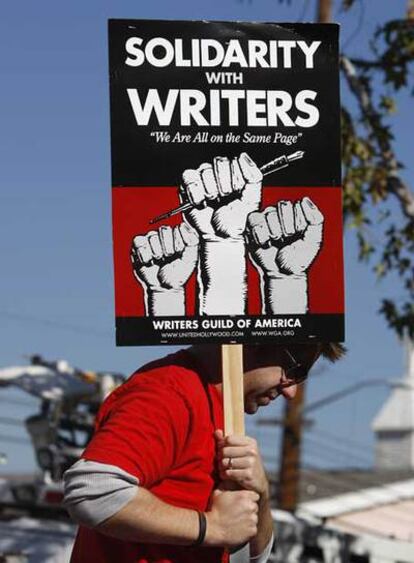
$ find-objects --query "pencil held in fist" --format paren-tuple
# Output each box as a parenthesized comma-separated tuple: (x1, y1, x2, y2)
(150, 151, 304, 223)
(181, 152, 262, 240)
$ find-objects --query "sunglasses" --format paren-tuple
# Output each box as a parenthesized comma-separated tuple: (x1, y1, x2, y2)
(278, 346, 321, 386)
(247, 344, 321, 387)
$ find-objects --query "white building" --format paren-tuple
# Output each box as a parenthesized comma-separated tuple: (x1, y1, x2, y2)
(372, 336, 414, 469)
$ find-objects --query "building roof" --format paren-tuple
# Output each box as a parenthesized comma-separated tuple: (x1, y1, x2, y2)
(299, 468, 414, 502)
(325, 500, 414, 542)
(298, 478, 414, 518)
(297, 476, 414, 543)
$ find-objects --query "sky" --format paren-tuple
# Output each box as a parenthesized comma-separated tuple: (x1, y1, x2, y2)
(0, 0, 412, 476)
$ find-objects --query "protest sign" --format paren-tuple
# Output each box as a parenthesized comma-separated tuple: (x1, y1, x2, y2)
(109, 19, 344, 345)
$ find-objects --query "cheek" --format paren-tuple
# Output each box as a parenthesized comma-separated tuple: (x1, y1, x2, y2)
(256, 374, 282, 396)
(244, 367, 283, 410)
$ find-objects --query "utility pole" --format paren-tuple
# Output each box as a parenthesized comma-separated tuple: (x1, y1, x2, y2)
(277, 383, 305, 511)
(277, 0, 333, 512)
(408, 0, 414, 19)
(317, 0, 332, 24)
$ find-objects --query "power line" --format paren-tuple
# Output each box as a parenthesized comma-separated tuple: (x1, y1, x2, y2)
(307, 426, 414, 469)
(0, 417, 24, 427)
(312, 427, 375, 454)
(303, 379, 394, 414)
(255, 410, 412, 469)
(0, 310, 112, 338)
(0, 433, 31, 445)
(305, 434, 372, 465)
(0, 396, 36, 407)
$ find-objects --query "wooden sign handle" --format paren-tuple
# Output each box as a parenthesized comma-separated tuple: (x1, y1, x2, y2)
(222, 344, 247, 561)
(222, 343, 245, 436)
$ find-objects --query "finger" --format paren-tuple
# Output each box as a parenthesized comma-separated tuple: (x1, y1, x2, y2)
(172, 225, 185, 254)
(222, 435, 255, 447)
(219, 468, 249, 483)
(238, 152, 263, 184)
(147, 230, 163, 261)
(247, 211, 270, 247)
(214, 429, 225, 443)
(198, 163, 219, 201)
(222, 468, 254, 482)
(301, 228, 324, 252)
(301, 197, 324, 226)
(264, 207, 283, 241)
(247, 491, 260, 503)
(294, 201, 307, 232)
(181, 169, 204, 206)
(220, 457, 253, 470)
(221, 446, 255, 459)
(213, 156, 232, 197)
(132, 235, 152, 265)
(231, 157, 244, 192)
(301, 198, 324, 247)
(277, 201, 295, 237)
(159, 226, 174, 257)
(179, 223, 199, 247)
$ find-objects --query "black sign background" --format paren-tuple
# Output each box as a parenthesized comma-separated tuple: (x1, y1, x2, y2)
(109, 19, 344, 346)
(109, 19, 340, 188)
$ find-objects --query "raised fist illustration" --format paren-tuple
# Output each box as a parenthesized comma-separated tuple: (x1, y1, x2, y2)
(180, 152, 262, 240)
(131, 224, 199, 316)
(247, 197, 324, 277)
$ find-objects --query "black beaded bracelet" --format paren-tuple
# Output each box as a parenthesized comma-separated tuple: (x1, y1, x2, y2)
(192, 511, 207, 547)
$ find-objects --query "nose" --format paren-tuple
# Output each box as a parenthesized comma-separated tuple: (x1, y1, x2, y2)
(280, 382, 298, 400)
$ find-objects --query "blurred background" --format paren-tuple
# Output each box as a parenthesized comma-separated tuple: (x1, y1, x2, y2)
(0, 1, 413, 561)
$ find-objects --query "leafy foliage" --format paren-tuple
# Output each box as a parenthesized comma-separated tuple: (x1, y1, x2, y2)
(243, 1, 414, 337)
(341, 14, 414, 337)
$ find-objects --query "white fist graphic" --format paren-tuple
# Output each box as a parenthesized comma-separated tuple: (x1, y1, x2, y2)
(180, 152, 262, 240)
(247, 197, 324, 276)
(131, 224, 199, 316)
(246, 197, 324, 314)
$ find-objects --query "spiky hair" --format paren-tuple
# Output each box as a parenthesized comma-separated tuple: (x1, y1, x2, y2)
(317, 342, 347, 363)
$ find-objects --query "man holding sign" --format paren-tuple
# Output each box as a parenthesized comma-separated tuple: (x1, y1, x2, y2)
(63, 342, 344, 562)
(64, 17, 345, 563)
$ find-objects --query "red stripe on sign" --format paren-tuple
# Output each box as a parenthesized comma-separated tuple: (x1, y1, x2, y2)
(112, 186, 344, 317)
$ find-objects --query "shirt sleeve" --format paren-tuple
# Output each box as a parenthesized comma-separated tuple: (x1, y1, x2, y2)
(81, 373, 192, 487)
(63, 459, 139, 527)
(229, 534, 274, 563)
(249, 533, 274, 563)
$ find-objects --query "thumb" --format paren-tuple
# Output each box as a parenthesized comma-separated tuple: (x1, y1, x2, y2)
(301, 197, 323, 225)
(214, 429, 225, 442)
(301, 197, 324, 247)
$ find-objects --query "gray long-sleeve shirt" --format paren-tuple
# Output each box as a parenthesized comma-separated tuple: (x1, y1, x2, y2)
(63, 459, 273, 562)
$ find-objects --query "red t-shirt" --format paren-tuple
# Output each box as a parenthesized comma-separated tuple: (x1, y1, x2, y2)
(70, 351, 228, 563)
